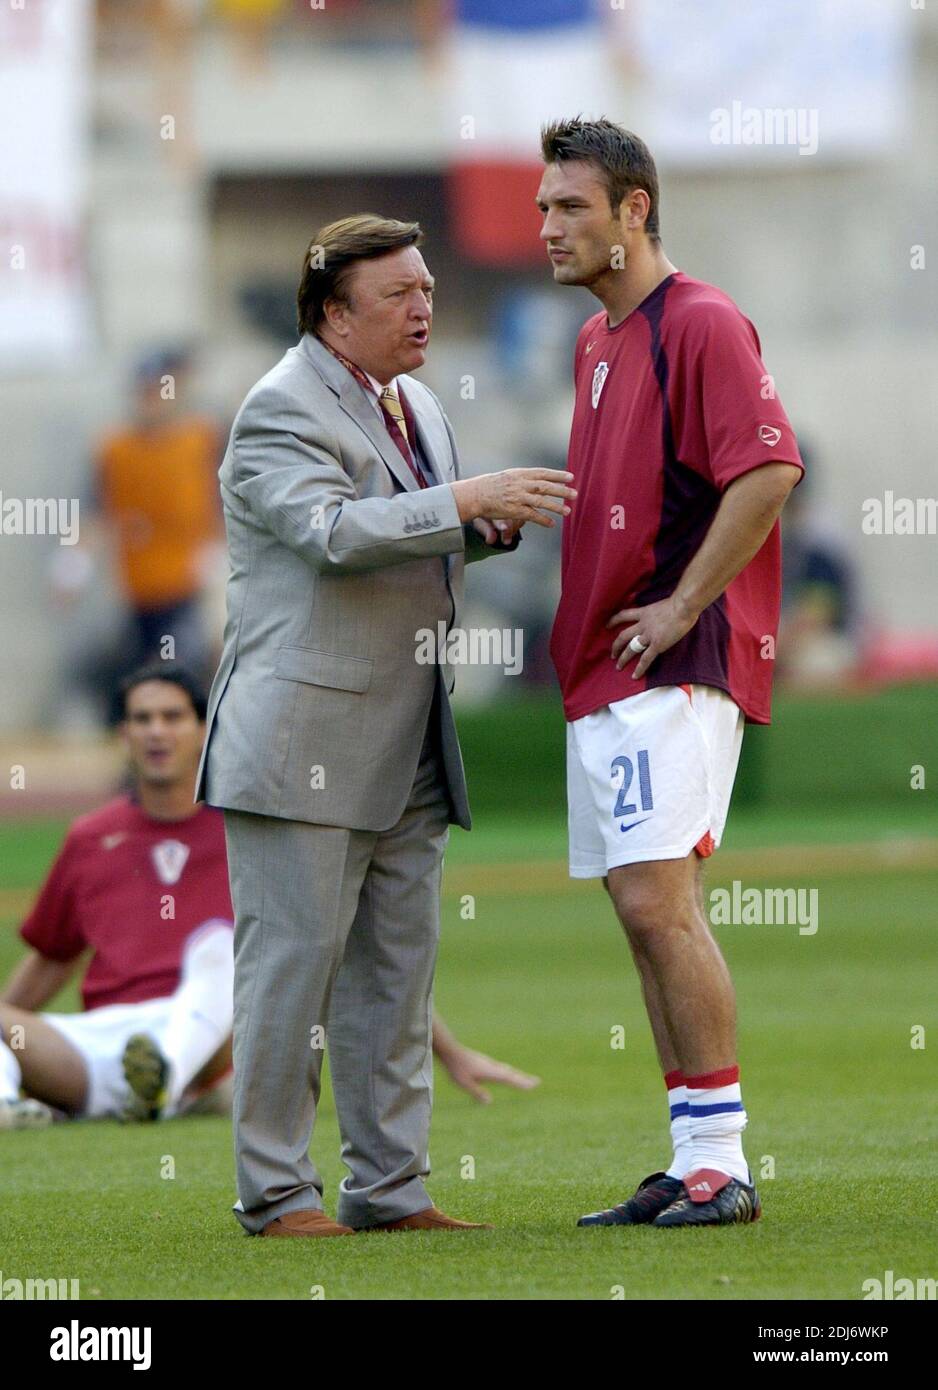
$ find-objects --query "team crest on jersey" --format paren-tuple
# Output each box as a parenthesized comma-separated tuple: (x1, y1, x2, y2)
(591, 361, 609, 409)
(151, 839, 190, 886)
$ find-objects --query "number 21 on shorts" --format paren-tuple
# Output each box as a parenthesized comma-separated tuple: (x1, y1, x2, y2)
(611, 751, 653, 828)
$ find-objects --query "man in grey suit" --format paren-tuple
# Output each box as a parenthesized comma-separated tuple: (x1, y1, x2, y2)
(196, 215, 575, 1237)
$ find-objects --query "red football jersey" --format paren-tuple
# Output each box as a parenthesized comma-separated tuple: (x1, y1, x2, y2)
(550, 271, 804, 724)
(20, 797, 233, 1012)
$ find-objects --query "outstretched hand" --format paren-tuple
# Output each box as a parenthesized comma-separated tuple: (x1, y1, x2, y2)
(453, 468, 576, 529)
(440, 1044, 541, 1105)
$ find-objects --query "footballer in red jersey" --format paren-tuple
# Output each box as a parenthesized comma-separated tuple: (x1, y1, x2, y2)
(0, 665, 236, 1125)
(0, 666, 538, 1129)
(537, 118, 803, 1228)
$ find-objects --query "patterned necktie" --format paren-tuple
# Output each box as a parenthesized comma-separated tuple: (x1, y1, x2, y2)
(379, 384, 408, 445)
(317, 337, 427, 489)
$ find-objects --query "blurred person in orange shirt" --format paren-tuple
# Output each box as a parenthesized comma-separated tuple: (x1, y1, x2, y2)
(97, 349, 221, 663)
(52, 349, 225, 715)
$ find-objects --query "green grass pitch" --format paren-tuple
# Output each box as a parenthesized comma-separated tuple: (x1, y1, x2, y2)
(1, 811, 935, 1301)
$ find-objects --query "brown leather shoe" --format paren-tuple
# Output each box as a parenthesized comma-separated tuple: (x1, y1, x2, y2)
(362, 1205, 492, 1232)
(262, 1210, 354, 1238)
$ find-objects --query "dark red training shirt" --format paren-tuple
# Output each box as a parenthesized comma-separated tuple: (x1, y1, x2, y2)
(20, 797, 233, 1013)
(550, 271, 804, 725)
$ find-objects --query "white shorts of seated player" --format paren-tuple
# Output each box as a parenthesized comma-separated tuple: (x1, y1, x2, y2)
(38, 921, 234, 1119)
(566, 684, 744, 877)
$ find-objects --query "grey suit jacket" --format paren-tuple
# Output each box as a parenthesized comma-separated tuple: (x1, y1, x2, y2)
(195, 333, 512, 832)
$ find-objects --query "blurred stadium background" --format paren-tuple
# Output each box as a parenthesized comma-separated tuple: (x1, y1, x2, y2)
(1, 0, 937, 774)
(2, 0, 937, 1303)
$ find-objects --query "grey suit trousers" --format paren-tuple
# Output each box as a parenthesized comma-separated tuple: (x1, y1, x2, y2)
(223, 719, 451, 1233)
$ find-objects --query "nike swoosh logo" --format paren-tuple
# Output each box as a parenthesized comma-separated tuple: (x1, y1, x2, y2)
(619, 818, 651, 834)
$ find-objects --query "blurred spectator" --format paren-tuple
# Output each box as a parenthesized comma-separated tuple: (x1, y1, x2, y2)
(779, 452, 938, 690)
(778, 441, 861, 689)
(50, 349, 224, 720)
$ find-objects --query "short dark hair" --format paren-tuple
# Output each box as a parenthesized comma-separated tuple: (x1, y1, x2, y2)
(296, 214, 423, 335)
(119, 661, 207, 722)
(540, 117, 661, 242)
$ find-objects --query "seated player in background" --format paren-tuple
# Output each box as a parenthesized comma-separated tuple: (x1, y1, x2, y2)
(0, 663, 538, 1129)
(0, 664, 235, 1128)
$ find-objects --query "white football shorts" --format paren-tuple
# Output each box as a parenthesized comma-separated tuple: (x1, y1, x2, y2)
(41, 997, 176, 1119)
(566, 683, 745, 877)
(40, 997, 232, 1120)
